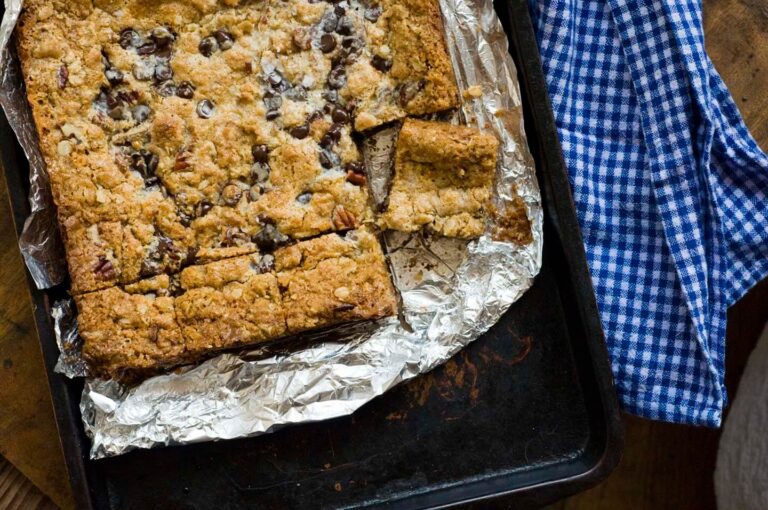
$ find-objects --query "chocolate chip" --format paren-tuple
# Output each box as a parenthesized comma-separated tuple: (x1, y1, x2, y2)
(320, 123, 342, 147)
(221, 183, 243, 205)
(157, 81, 177, 97)
(334, 5, 346, 16)
(178, 210, 193, 227)
(263, 91, 283, 111)
(132, 104, 151, 123)
(284, 85, 307, 101)
(117, 90, 140, 104)
(333, 303, 356, 312)
(327, 66, 346, 89)
(253, 223, 288, 253)
(195, 200, 212, 217)
(331, 107, 349, 123)
(105, 92, 120, 110)
(319, 33, 337, 53)
(296, 191, 312, 204)
(137, 41, 158, 56)
(213, 29, 235, 50)
(289, 123, 310, 139)
(364, 4, 382, 22)
(341, 36, 358, 49)
(154, 62, 173, 82)
(57, 64, 68, 89)
(266, 70, 288, 92)
(119, 28, 142, 49)
(307, 110, 324, 123)
(252, 162, 271, 183)
(155, 45, 173, 61)
(130, 149, 159, 183)
(252, 144, 270, 163)
(146, 152, 159, 173)
(371, 55, 392, 73)
(265, 109, 280, 121)
(345, 161, 364, 174)
(133, 61, 154, 81)
(319, 148, 340, 169)
(196, 99, 215, 118)
(176, 81, 196, 99)
(253, 223, 289, 252)
(105, 67, 124, 85)
(93, 256, 116, 280)
(199, 36, 218, 57)
(336, 17, 354, 36)
(150, 27, 175, 48)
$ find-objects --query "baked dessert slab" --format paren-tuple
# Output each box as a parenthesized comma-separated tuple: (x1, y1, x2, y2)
(379, 119, 500, 238)
(77, 228, 396, 376)
(275, 228, 398, 333)
(16, 0, 379, 294)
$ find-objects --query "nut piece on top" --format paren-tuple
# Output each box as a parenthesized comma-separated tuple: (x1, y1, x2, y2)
(378, 119, 499, 239)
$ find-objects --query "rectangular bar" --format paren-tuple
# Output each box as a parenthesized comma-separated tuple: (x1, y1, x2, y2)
(275, 228, 398, 333)
(378, 118, 499, 238)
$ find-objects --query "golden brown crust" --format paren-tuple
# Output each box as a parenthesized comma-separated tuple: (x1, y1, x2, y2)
(77, 229, 396, 375)
(77, 274, 188, 378)
(175, 255, 287, 354)
(16, 0, 377, 294)
(378, 119, 499, 238)
(275, 229, 397, 333)
(350, 0, 459, 131)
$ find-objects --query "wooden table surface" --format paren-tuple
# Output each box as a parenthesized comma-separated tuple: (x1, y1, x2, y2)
(1, 0, 767, 508)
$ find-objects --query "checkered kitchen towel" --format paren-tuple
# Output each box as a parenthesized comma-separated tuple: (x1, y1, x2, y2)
(527, 0, 768, 426)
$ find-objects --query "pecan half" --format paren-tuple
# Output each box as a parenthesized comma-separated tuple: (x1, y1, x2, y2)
(332, 205, 357, 229)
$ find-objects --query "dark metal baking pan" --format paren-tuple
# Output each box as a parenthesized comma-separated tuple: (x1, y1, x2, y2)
(0, 0, 622, 507)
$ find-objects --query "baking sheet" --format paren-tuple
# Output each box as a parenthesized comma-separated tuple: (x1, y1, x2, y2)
(0, 0, 542, 458)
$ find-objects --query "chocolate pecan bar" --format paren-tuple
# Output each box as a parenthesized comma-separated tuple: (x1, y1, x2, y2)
(77, 231, 395, 376)
(378, 119, 499, 238)
(275, 228, 397, 333)
(175, 254, 287, 355)
(77, 275, 187, 377)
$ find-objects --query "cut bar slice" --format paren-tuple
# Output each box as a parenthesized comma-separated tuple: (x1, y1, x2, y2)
(175, 254, 287, 355)
(275, 229, 397, 333)
(378, 119, 499, 238)
(350, 0, 460, 131)
(77, 275, 186, 378)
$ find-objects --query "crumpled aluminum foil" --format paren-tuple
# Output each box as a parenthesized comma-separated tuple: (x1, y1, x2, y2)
(1, 0, 542, 459)
(0, 0, 67, 288)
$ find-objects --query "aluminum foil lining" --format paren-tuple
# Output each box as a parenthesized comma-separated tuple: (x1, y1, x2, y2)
(2, 0, 543, 459)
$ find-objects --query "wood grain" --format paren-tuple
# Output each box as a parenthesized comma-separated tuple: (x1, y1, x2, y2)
(0, 182, 74, 510)
(0, 0, 766, 509)
(0, 457, 58, 510)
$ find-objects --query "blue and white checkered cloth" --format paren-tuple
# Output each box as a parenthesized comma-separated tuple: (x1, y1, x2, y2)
(528, 0, 768, 426)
